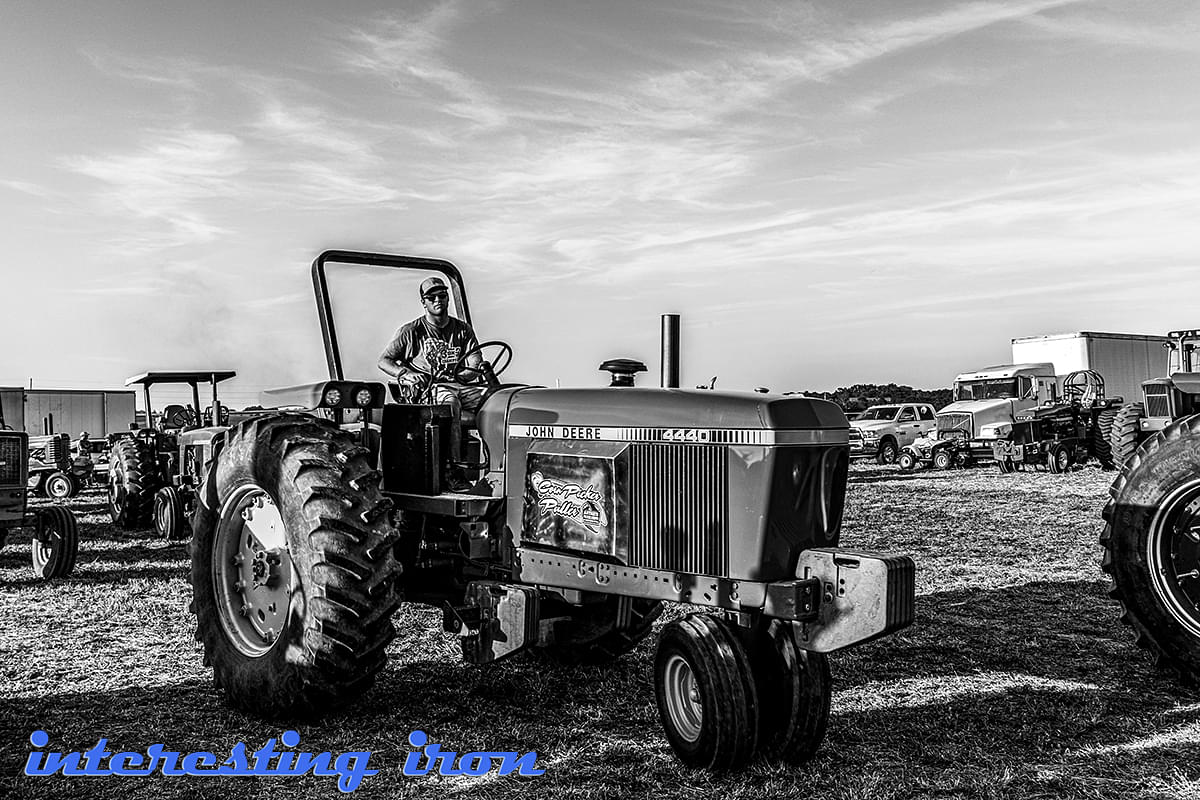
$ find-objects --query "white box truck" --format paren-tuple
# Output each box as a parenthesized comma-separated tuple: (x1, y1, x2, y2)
(1011, 331, 1170, 405)
(0, 387, 136, 437)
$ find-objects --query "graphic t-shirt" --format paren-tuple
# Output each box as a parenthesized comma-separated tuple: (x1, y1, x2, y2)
(380, 317, 479, 381)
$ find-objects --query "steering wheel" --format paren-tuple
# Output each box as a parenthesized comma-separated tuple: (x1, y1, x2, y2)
(452, 340, 513, 386)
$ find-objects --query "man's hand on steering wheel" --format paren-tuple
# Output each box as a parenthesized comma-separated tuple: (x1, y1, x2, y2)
(452, 340, 513, 388)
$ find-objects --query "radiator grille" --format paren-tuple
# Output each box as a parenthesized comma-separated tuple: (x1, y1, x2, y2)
(629, 444, 728, 576)
(1144, 386, 1170, 418)
(937, 413, 972, 437)
(0, 435, 24, 487)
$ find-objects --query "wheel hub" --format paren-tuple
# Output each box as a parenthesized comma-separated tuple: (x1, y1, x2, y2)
(213, 486, 295, 656)
(663, 653, 703, 743)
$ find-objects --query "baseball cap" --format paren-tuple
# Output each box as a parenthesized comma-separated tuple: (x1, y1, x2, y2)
(419, 277, 449, 298)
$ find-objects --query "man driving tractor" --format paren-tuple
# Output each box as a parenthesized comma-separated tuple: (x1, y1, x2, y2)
(377, 276, 490, 490)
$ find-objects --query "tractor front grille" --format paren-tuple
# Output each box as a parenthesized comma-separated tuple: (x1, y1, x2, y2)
(1144, 386, 1171, 418)
(629, 443, 728, 577)
(937, 413, 972, 438)
(0, 435, 25, 487)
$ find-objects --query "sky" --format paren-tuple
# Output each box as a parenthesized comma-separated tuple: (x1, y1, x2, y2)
(2, 0, 1199, 409)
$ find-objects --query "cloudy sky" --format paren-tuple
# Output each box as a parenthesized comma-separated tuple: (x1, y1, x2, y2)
(3, 0, 1199, 407)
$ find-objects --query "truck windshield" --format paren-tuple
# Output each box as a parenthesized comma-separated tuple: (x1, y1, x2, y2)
(857, 406, 900, 421)
(955, 379, 1018, 401)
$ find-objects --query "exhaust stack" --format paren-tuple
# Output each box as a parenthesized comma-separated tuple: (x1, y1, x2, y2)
(661, 314, 680, 389)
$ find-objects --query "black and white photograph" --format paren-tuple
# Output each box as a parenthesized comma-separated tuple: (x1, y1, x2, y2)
(2, 0, 1200, 797)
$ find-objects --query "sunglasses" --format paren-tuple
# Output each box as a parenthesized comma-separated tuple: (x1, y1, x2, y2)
(423, 291, 449, 301)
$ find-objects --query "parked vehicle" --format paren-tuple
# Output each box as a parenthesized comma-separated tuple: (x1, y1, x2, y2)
(935, 363, 1064, 462)
(989, 370, 1120, 473)
(27, 433, 91, 498)
(1109, 329, 1200, 468)
(186, 250, 917, 772)
(0, 429, 78, 578)
(108, 371, 235, 538)
(849, 403, 937, 464)
(897, 432, 971, 472)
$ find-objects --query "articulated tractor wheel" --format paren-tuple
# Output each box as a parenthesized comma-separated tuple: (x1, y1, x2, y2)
(189, 414, 402, 717)
(31, 506, 78, 579)
(108, 437, 162, 529)
(1102, 415, 1200, 678)
(653, 614, 833, 770)
(1110, 402, 1144, 470)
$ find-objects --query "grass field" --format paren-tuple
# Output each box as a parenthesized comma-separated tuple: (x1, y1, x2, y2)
(2, 462, 1198, 799)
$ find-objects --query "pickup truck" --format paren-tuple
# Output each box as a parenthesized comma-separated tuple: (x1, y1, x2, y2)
(849, 403, 939, 464)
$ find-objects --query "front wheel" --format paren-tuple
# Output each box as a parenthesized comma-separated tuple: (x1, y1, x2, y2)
(44, 471, 73, 500)
(32, 506, 78, 579)
(932, 450, 953, 470)
(875, 440, 898, 465)
(897, 452, 917, 472)
(1049, 444, 1071, 474)
(1102, 415, 1200, 678)
(746, 620, 830, 764)
(153, 486, 188, 541)
(655, 614, 758, 771)
(190, 414, 402, 716)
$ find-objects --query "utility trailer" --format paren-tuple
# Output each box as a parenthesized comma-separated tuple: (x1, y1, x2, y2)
(184, 250, 917, 772)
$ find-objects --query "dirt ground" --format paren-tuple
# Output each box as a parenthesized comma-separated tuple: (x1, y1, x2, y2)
(2, 461, 1198, 799)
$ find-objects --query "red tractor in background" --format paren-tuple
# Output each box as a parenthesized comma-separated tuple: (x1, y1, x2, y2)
(183, 250, 916, 772)
(107, 371, 234, 539)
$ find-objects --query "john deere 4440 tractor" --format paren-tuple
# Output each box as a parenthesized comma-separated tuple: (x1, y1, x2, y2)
(185, 251, 916, 771)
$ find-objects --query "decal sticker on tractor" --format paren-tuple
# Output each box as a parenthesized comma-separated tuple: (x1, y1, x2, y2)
(522, 453, 616, 556)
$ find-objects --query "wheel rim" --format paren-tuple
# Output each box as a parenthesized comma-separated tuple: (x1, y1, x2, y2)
(154, 493, 170, 537)
(662, 653, 703, 743)
(212, 485, 296, 657)
(1147, 480, 1200, 639)
(1055, 449, 1069, 471)
(48, 476, 70, 498)
(108, 468, 124, 518)
(881, 444, 896, 463)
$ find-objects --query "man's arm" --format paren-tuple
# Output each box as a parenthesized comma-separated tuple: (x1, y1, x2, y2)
(379, 325, 423, 385)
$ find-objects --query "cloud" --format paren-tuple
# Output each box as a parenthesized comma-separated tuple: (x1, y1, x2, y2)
(341, 1, 508, 128)
(1020, 9, 1200, 51)
(64, 130, 245, 249)
(0, 180, 53, 199)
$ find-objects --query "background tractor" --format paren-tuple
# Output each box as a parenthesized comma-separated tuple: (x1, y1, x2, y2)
(27, 432, 92, 498)
(107, 371, 234, 539)
(1110, 329, 1200, 468)
(185, 250, 916, 772)
(989, 370, 1120, 474)
(0, 428, 78, 578)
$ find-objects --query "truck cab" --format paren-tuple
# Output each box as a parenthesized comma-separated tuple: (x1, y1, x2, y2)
(936, 363, 1058, 458)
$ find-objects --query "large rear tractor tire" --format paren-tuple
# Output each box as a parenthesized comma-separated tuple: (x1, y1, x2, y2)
(1110, 402, 1145, 470)
(32, 506, 78, 579)
(190, 414, 402, 717)
(1092, 408, 1118, 469)
(654, 614, 758, 771)
(1101, 414, 1200, 678)
(108, 437, 162, 529)
(745, 620, 831, 765)
(542, 595, 662, 665)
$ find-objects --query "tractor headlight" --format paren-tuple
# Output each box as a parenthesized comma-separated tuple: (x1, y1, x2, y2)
(322, 387, 343, 406)
(355, 387, 374, 407)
